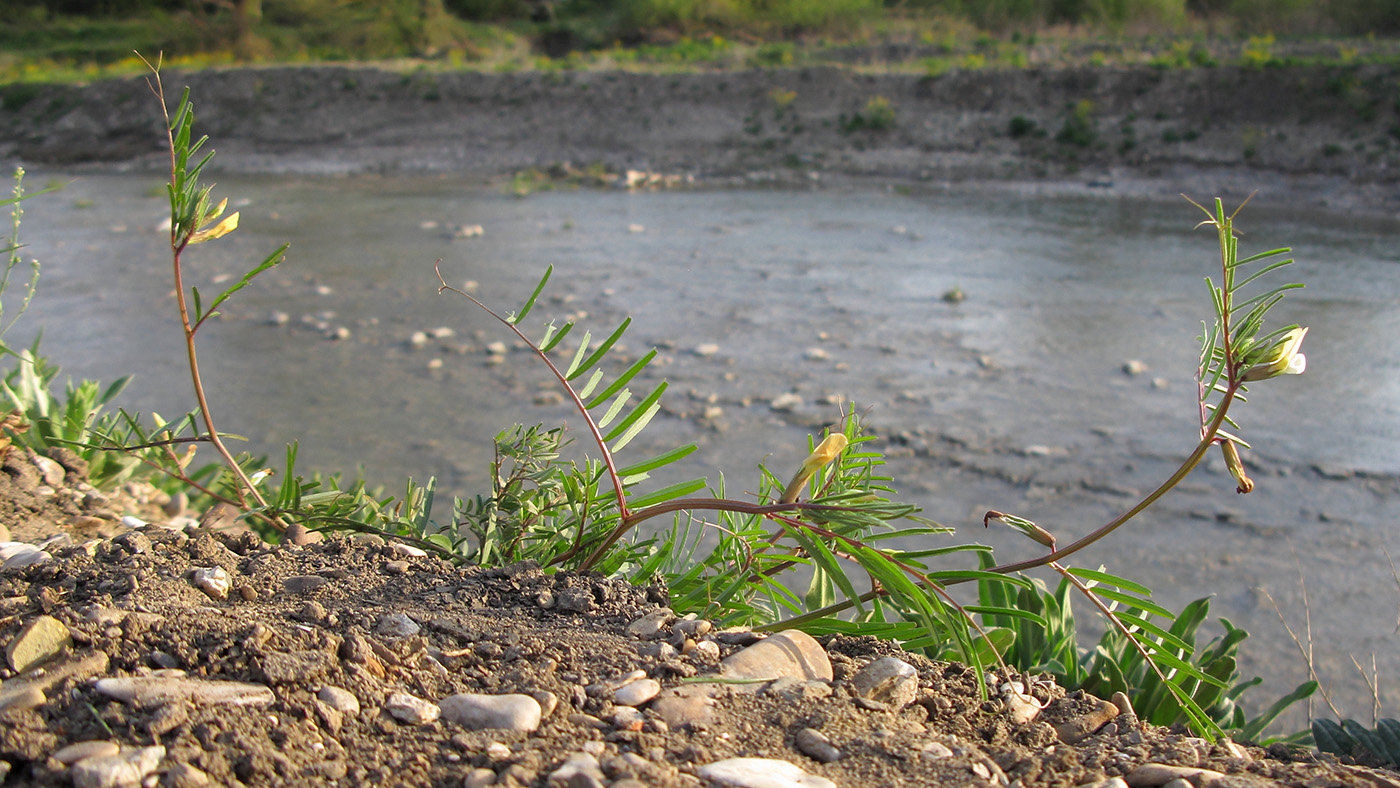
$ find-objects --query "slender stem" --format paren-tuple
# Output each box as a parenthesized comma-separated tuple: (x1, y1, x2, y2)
(435, 263, 630, 520)
(145, 59, 280, 530)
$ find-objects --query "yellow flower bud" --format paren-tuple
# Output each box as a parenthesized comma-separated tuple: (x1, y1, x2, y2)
(188, 211, 239, 245)
(780, 433, 848, 504)
(1241, 327, 1307, 382)
(1221, 439, 1254, 494)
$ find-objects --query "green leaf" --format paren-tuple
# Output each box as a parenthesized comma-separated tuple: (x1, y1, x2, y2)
(567, 318, 631, 382)
(585, 350, 658, 409)
(1240, 681, 1316, 743)
(204, 243, 288, 320)
(610, 401, 660, 452)
(564, 330, 592, 378)
(511, 266, 551, 325)
(1066, 567, 1153, 595)
(577, 368, 606, 400)
(627, 478, 707, 509)
(596, 390, 632, 430)
(1092, 589, 1175, 620)
(605, 381, 668, 443)
(540, 321, 574, 353)
(617, 444, 699, 477)
(791, 525, 864, 616)
(1312, 719, 1354, 756)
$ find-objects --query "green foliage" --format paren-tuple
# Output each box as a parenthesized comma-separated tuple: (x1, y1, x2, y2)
(1056, 98, 1098, 148)
(839, 96, 896, 134)
(1312, 719, 1400, 766)
(974, 560, 1315, 741)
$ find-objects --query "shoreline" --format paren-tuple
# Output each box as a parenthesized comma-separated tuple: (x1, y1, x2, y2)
(1, 64, 1399, 214)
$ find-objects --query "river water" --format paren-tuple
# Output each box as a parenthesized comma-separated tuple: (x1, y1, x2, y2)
(13, 171, 1400, 730)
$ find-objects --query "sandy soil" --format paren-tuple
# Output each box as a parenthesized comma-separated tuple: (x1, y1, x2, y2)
(1, 64, 1399, 212)
(2, 449, 1399, 788)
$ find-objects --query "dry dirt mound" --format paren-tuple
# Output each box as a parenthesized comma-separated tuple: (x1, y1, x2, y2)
(0, 452, 1396, 788)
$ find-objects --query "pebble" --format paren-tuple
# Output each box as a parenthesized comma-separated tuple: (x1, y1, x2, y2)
(95, 676, 275, 708)
(802, 347, 828, 361)
(719, 630, 832, 686)
(1, 542, 51, 571)
(282, 575, 328, 595)
(439, 693, 542, 732)
(1002, 685, 1042, 725)
(795, 728, 842, 762)
(649, 685, 718, 729)
(53, 740, 121, 765)
(162, 762, 212, 787)
(920, 741, 954, 761)
(626, 608, 674, 639)
(1123, 359, 1148, 376)
(1052, 694, 1119, 744)
(611, 706, 645, 730)
(391, 542, 428, 558)
(1075, 779, 1129, 788)
(693, 343, 720, 357)
(375, 612, 421, 638)
(676, 619, 712, 638)
(318, 686, 360, 715)
(849, 657, 918, 709)
(769, 393, 803, 412)
(547, 752, 604, 786)
(698, 757, 837, 788)
(464, 768, 495, 788)
(530, 690, 559, 718)
(613, 679, 661, 707)
(387, 692, 440, 725)
(0, 685, 46, 711)
(1125, 764, 1226, 787)
(191, 567, 230, 600)
(32, 454, 66, 487)
(71, 745, 164, 788)
(283, 523, 322, 546)
(5, 614, 72, 673)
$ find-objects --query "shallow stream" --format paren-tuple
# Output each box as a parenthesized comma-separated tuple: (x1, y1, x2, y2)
(15, 172, 1400, 729)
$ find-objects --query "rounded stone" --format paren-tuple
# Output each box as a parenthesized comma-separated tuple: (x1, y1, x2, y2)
(439, 693, 541, 732)
(719, 630, 832, 686)
(317, 686, 361, 715)
(613, 679, 661, 707)
(849, 657, 918, 709)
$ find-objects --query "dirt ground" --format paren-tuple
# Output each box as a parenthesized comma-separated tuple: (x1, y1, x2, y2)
(1, 63, 1399, 213)
(2, 450, 1399, 788)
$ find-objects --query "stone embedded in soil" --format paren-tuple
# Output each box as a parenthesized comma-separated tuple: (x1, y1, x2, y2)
(1125, 764, 1228, 788)
(375, 612, 421, 638)
(95, 676, 275, 708)
(5, 614, 72, 673)
(53, 740, 121, 765)
(794, 727, 842, 763)
(1, 542, 51, 571)
(439, 692, 542, 732)
(70, 745, 164, 788)
(1076, 779, 1129, 788)
(317, 685, 361, 715)
(719, 630, 832, 687)
(849, 656, 918, 709)
(547, 752, 605, 786)
(613, 678, 661, 707)
(698, 757, 837, 788)
(1051, 694, 1120, 744)
(191, 566, 230, 600)
(649, 685, 719, 730)
(386, 691, 440, 725)
(626, 607, 674, 639)
(162, 762, 213, 788)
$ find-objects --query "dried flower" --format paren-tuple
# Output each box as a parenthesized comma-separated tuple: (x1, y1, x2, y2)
(1221, 438, 1254, 494)
(780, 433, 848, 504)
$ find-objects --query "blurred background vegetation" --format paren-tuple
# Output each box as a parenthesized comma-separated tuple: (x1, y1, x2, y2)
(0, 0, 1397, 79)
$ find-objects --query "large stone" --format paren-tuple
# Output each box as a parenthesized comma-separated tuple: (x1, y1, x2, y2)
(719, 631, 831, 687)
(5, 614, 72, 673)
(439, 693, 541, 732)
(95, 676, 275, 708)
(698, 757, 837, 788)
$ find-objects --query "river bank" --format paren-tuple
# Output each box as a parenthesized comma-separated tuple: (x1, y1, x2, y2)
(2, 63, 1399, 213)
